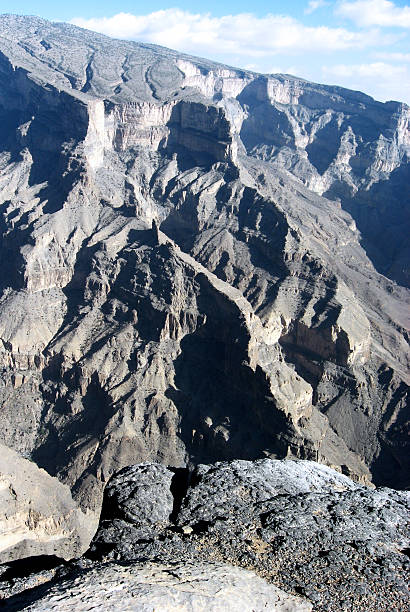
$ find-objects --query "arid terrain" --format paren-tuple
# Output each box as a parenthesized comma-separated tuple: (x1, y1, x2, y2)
(0, 14, 409, 610)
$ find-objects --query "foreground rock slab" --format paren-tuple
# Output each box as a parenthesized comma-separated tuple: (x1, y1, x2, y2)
(5, 561, 312, 612)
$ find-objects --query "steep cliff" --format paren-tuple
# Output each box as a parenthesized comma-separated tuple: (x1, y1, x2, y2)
(0, 14, 409, 539)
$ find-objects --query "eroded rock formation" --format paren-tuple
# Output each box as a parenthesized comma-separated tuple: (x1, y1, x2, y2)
(0, 14, 409, 554)
(0, 444, 92, 563)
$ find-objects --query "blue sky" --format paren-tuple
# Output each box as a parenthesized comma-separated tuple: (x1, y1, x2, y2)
(2, 1, 410, 103)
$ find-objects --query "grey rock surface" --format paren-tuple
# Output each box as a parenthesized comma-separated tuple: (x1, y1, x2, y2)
(177, 458, 358, 526)
(96, 463, 174, 548)
(88, 460, 410, 612)
(0, 13, 409, 563)
(5, 561, 312, 611)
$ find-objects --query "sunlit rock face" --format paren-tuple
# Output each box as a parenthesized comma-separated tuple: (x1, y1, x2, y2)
(0, 444, 94, 563)
(0, 14, 409, 551)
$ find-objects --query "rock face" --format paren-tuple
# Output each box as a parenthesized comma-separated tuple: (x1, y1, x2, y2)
(5, 561, 313, 611)
(96, 463, 175, 547)
(0, 444, 93, 563)
(0, 12, 409, 547)
(88, 460, 410, 612)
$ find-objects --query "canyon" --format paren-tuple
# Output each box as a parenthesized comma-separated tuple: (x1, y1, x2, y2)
(0, 14, 409, 606)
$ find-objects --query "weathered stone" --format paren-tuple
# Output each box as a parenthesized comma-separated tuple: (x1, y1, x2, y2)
(177, 458, 359, 527)
(5, 561, 313, 611)
(88, 460, 410, 612)
(91, 463, 174, 553)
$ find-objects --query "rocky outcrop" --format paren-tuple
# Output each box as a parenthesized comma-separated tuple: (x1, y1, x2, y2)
(3, 459, 408, 610)
(97, 463, 175, 545)
(0, 460, 391, 610)
(4, 561, 312, 612)
(0, 444, 93, 563)
(0, 13, 409, 558)
(86, 460, 410, 612)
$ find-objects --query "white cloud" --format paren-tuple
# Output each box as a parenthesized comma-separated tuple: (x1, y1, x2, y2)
(305, 1, 330, 15)
(373, 51, 410, 61)
(71, 10, 391, 58)
(336, 0, 410, 28)
(322, 62, 410, 102)
(323, 61, 407, 76)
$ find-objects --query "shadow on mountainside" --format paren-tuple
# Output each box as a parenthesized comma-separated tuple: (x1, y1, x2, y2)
(326, 164, 410, 288)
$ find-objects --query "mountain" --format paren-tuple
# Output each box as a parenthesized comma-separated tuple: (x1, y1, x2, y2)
(0, 14, 409, 550)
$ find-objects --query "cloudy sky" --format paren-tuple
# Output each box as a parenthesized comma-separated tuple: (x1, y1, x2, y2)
(5, 0, 410, 103)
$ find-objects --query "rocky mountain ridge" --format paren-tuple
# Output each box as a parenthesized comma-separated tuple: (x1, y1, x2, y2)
(0, 14, 409, 559)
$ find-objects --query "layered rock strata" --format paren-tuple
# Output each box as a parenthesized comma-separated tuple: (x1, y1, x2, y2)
(0, 444, 92, 563)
